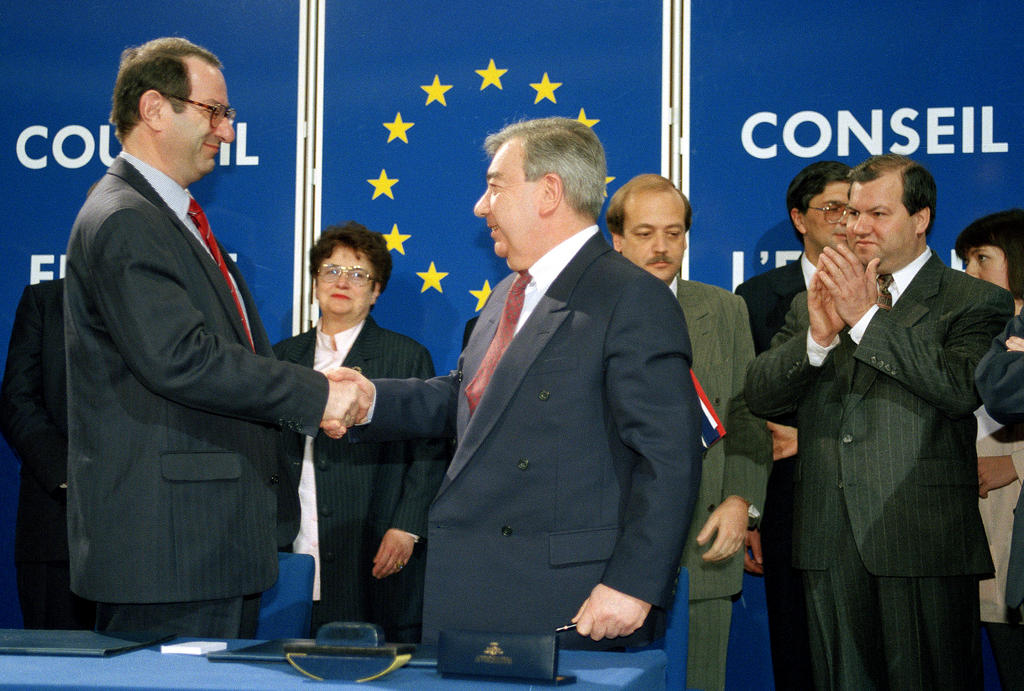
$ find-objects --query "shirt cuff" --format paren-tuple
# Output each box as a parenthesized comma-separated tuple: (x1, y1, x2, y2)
(848, 305, 879, 344)
(806, 328, 839, 367)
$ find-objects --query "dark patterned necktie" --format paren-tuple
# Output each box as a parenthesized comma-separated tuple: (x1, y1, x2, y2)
(876, 273, 894, 310)
(464, 271, 531, 414)
(188, 198, 254, 350)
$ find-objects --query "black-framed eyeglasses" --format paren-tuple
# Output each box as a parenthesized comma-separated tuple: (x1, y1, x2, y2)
(318, 265, 376, 286)
(807, 204, 847, 224)
(163, 93, 236, 127)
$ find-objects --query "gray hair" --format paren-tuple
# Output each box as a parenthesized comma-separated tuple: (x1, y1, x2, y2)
(484, 117, 607, 220)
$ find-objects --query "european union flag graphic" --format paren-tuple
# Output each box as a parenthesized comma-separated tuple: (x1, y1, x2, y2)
(322, 1, 663, 373)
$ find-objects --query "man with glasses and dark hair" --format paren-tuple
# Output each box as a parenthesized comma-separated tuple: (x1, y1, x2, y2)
(746, 154, 1013, 688)
(734, 159, 848, 690)
(64, 37, 359, 638)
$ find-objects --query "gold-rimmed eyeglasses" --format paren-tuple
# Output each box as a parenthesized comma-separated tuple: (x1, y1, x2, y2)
(317, 265, 376, 286)
(807, 204, 847, 224)
(163, 93, 236, 127)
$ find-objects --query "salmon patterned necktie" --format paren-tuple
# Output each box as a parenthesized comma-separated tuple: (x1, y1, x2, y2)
(464, 271, 531, 414)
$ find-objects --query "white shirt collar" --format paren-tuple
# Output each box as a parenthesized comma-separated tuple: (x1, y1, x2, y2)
(886, 246, 932, 305)
(800, 252, 816, 289)
(313, 318, 366, 372)
(525, 225, 600, 296)
(118, 151, 191, 224)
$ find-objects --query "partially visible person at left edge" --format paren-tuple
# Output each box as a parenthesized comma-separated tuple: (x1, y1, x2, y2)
(64, 37, 360, 638)
(275, 222, 447, 642)
(0, 278, 94, 629)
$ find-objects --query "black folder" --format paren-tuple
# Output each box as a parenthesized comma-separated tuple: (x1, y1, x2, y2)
(0, 629, 175, 656)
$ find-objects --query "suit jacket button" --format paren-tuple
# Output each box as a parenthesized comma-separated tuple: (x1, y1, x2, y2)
(501, 525, 513, 537)
(842, 433, 853, 443)
(707, 504, 715, 513)
(269, 474, 279, 485)
(538, 390, 550, 401)
(317, 460, 329, 471)
(517, 459, 530, 470)
(319, 506, 332, 517)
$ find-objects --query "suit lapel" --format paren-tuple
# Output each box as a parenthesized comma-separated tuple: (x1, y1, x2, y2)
(443, 233, 608, 487)
(845, 251, 941, 401)
(343, 317, 382, 373)
(109, 158, 258, 351)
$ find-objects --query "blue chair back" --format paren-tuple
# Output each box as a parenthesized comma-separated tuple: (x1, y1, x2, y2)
(663, 567, 689, 689)
(255, 552, 314, 639)
(626, 567, 688, 688)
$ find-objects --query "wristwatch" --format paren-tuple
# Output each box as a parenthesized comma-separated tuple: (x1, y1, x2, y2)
(747, 504, 761, 529)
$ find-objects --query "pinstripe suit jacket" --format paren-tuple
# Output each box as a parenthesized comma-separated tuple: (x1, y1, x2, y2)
(746, 252, 1012, 576)
(274, 318, 447, 628)
(676, 280, 770, 599)
(64, 157, 328, 603)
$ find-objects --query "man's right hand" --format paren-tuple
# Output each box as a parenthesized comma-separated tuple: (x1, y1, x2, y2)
(765, 421, 798, 461)
(321, 367, 375, 438)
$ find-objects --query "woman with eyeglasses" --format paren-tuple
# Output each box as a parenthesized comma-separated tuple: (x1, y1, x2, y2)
(274, 221, 448, 642)
(956, 208, 1024, 688)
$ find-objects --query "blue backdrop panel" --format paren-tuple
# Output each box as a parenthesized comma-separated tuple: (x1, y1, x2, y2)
(689, 0, 1024, 290)
(320, 0, 664, 372)
(0, 2, 300, 627)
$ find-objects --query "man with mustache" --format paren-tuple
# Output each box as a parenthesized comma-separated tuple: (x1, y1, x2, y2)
(607, 174, 770, 690)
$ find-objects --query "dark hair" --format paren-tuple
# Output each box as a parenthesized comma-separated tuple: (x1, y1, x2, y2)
(484, 117, 607, 220)
(955, 209, 1024, 299)
(309, 221, 392, 293)
(786, 161, 851, 242)
(848, 154, 937, 235)
(111, 37, 221, 142)
(606, 174, 691, 236)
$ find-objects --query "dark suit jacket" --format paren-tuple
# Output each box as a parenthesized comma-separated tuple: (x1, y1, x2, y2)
(746, 253, 1012, 576)
(676, 280, 770, 600)
(1, 279, 70, 563)
(274, 317, 447, 634)
(353, 233, 703, 644)
(735, 258, 805, 357)
(64, 156, 328, 603)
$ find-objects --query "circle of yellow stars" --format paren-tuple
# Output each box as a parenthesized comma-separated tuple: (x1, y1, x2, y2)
(370, 59, 608, 310)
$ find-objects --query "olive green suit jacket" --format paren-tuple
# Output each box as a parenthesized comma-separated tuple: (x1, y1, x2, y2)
(677, 280, 771, 600)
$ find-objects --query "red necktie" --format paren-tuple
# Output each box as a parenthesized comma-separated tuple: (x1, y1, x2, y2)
(188, 198, 255, 350)
(465, 271, 531, 414)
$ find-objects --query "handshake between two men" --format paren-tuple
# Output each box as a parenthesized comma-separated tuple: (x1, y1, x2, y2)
(320, 367, 376, 438)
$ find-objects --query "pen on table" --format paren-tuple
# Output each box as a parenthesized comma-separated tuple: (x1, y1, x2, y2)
(555, 623, 576, 632)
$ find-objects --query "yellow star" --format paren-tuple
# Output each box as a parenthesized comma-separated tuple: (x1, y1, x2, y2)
(576, 108, 599, 127)
(382, 112, 415, 143)
(417, 262, 448, 293)
(469, 280, 492, 312)
(475, 59, 508, 90)
(529, 72, 562, 104)
(383, 224, 411, 254)
(421, 75, 453, 106)
(367, 169, 398, 200)
(604, 175, 615, 197)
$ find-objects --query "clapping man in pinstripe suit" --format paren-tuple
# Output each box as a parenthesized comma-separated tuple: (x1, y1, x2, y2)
(746, 154, 1013, 688)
